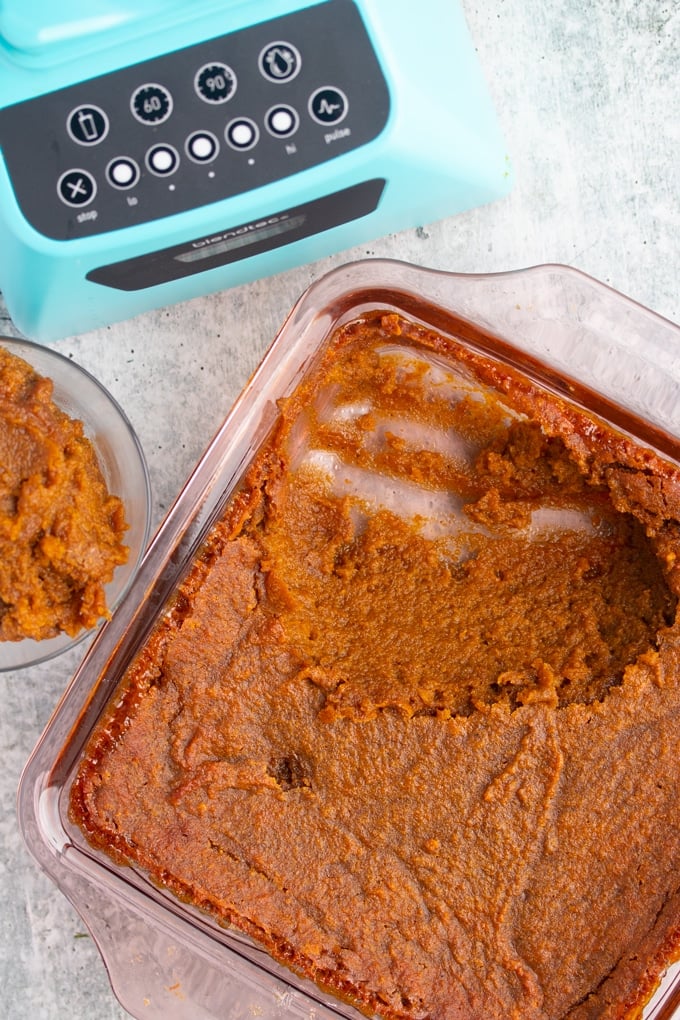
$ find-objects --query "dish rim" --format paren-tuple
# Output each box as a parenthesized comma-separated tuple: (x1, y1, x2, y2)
(15, 258, 680, 1019)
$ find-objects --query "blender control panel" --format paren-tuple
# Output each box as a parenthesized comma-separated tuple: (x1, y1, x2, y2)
(0, 0, 390, 241)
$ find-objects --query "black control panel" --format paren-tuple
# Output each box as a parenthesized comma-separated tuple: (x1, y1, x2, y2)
(0, 0, 390, 241)
(87, 179, 386, 290)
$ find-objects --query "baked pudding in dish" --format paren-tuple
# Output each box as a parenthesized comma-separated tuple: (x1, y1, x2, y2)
(71, 309, 680, 1020)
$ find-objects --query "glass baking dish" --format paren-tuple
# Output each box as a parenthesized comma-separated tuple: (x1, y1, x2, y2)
(17, 259, 680, 1020)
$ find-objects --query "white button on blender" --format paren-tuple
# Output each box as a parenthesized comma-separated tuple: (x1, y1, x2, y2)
(106, 157, 140, 189)
(225, 118, 259, 150)
(186, 131, 219, 163)
(146, 144, 179, 175)
(265, 105, 299, 138)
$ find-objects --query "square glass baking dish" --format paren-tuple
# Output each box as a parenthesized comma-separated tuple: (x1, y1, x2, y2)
(17, 258, 680, 1020)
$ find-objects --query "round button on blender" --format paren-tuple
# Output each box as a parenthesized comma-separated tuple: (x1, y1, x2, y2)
(265, 104, 299, 139)
(194, 62, 237, 104)
(225, 117, 259, 151)
(258, 41, 301, 83)
(131, 83, 173, 125)
(308, 86, 348, 125)
(67, 105, 109, 146)
(57, 168, 97, 207)
(106, 157, 140, 189)
(186, 131, 219, 163)
(145, 143, 180, 176)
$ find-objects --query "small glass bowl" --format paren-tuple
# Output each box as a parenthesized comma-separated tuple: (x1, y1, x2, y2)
(0, 336, 152, 671)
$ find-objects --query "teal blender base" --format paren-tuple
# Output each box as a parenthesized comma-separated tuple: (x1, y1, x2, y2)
(0, 0, 511, 341)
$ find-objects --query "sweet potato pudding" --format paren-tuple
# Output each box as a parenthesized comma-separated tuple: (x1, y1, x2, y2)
(71, 314, 680, 1019)
(0, 345, 128, 641)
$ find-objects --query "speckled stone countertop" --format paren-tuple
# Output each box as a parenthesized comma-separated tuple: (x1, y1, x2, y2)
(1, 2, 678, 1018)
